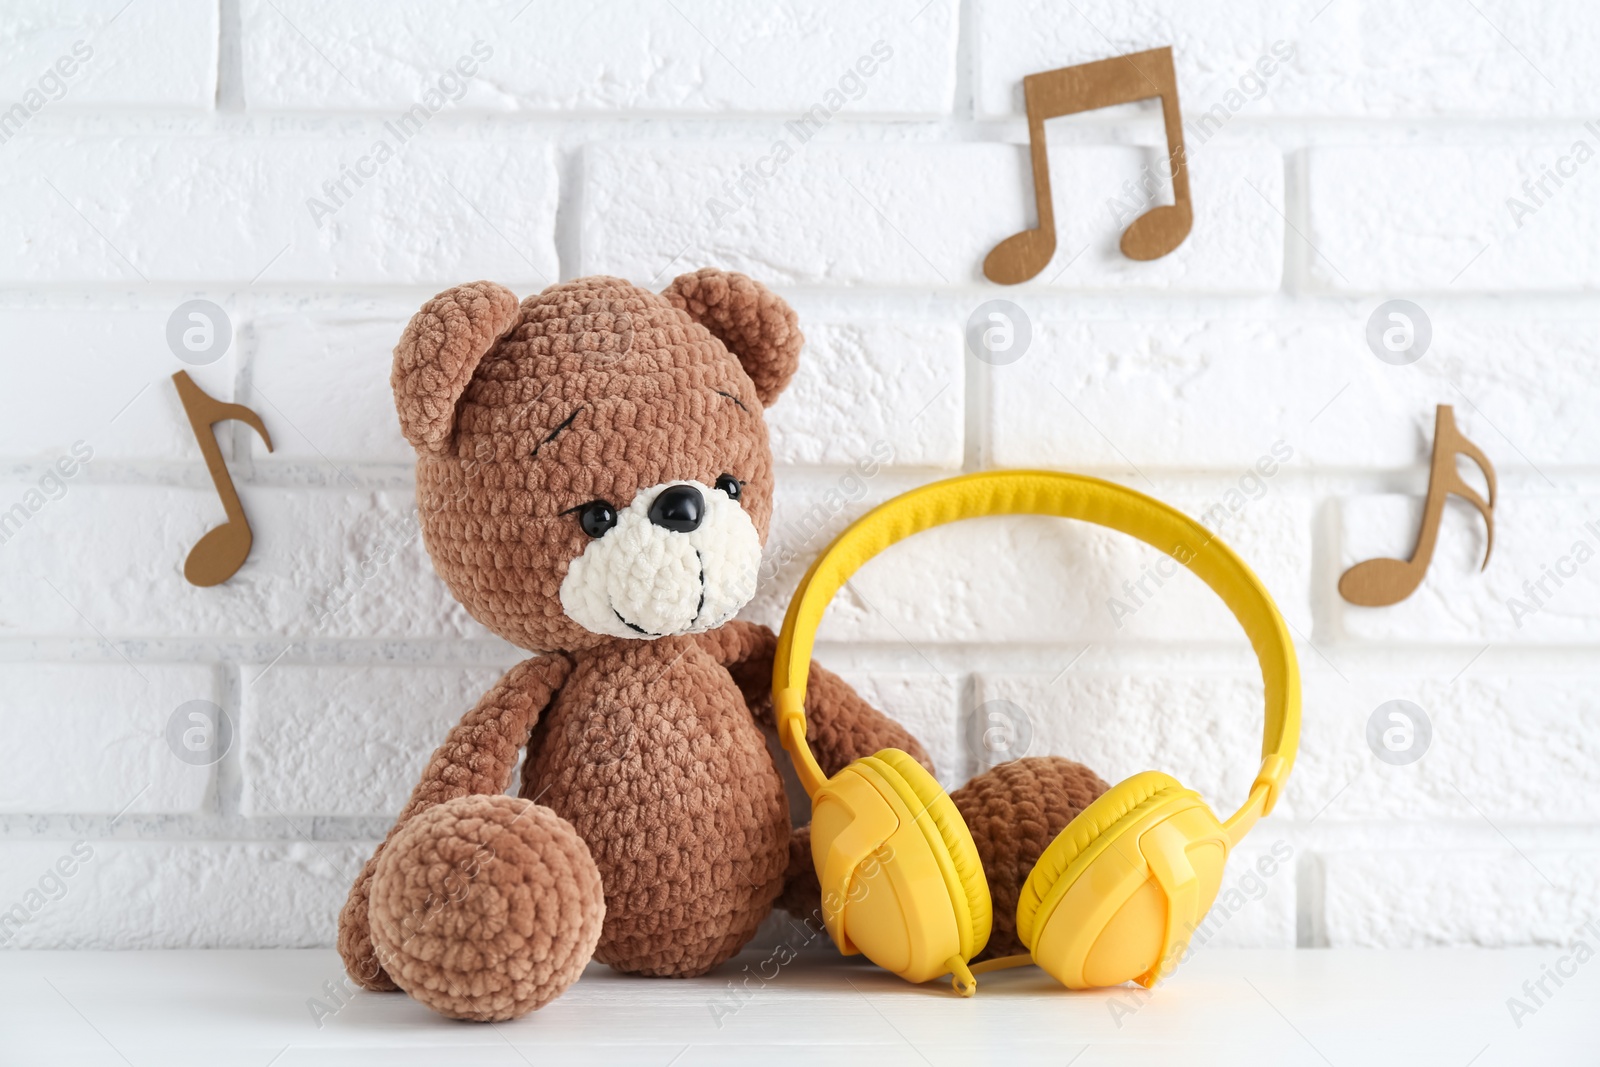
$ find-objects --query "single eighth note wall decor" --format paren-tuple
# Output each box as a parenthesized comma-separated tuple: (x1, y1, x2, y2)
(173, 370, 273, 587)
(1339, 404, 1497, 608)
(985, 45, 1193, 285)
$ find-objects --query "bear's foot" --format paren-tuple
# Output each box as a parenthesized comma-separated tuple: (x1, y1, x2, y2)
(951, 756, 1110, 960)
(367, 794, 605, 1021)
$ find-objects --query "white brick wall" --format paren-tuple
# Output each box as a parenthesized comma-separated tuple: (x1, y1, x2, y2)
(0, 137, 559, 286)
(974, 0, 1600, 118)
(582, 143, 1283, 289)
(0, 1, 216, 110)
(3, 0, 1596, 956)
(239, 1, 959, 114)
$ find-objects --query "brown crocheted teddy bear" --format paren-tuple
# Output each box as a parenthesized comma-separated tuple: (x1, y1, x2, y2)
(337, 269, 1109, 1021)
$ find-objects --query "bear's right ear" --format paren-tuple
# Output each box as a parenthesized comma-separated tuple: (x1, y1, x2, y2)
(663, 268, 802, 408)
(391, 281, 520, 454)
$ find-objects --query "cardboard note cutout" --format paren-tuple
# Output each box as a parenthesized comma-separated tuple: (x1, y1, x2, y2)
(173, 371, 273, 586)
(985, 46, 1192, 285)
(1339, 404, 1496, 607)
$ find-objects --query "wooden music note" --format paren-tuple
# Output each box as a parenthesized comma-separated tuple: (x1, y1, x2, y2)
(1339, 405, 1497, 608)
(173, 370, 273, 587)
(985, 46, 1193, 285)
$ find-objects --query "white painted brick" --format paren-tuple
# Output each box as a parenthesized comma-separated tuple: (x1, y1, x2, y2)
(1323, 850, 1600, 947)
(987, 313, 1600, 471)
(1306, 143, 1600, 292)
(0, 840, 370, 948)
(771, 321, 963, 469)
(0, 136, 557, 286)
(241, 662, 511, 818)
(241, 0, 956, 115)
(750, 484, 1314, 645)
(0, 310, 237, 462)
(976, 0, 1600, 118)
(249, 312, 412, 465)
(837, 672, 962, 786)
(249, 314, 963, 468)
(747, 470, 932, 629)
(0, 485, 482, 641)
(972, 671, 1328, 824)
(975, 667, 1600, 826)
(1338, 495, 1600, 644)
(0, 664, 218, 815)
(0, 0, 215, 113)
(1305, 673, 1600, 824)
(582, 143, 1283, 291)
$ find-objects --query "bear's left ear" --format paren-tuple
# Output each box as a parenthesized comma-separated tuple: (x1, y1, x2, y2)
(392, 281, 520, 454)
(663, 268, 801, 408)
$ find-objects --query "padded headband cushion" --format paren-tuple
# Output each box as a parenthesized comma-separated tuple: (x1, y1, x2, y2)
(1014, 771, 1183, 948)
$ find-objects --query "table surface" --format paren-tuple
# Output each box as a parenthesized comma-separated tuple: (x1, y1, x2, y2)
(1, 947, 1595, 1066)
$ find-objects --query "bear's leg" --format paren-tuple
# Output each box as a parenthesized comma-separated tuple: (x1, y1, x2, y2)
(365, 793, 606, 1021)
(951, 756, 1108, 960)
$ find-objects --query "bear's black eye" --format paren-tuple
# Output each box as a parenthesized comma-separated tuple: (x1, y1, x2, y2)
(577, 500, 618, 538)
(715, 474, 743, 502)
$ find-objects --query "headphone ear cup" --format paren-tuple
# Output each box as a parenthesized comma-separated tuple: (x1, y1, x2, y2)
(1018, 771, 1228, 989)
(872, 750, 992, 960)
(809, 749, 991, 986)
(1016, 771, 1183, 944)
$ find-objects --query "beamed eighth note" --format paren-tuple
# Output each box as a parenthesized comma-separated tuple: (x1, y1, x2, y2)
(985, 46, 1193, 285)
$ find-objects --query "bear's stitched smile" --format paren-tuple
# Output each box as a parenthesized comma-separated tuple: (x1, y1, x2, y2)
(692, 550, 706, 624)
(609, 550, 706, 638)
(611, 608, 656, 637)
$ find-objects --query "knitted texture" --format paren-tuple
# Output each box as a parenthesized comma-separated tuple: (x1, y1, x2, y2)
(951, 756, 1111, 960)
(392, 280, 520, 455)
(369, 795, 604, 1021)
(663, 267, 802, 407)
(343, 270, 943, 1021)
(339, 655, 572, 991)
(414, 274, 785, 654)
(706, 620, 936, 777)
(777, 823, 822, 923)
(519, 635, 787, 976)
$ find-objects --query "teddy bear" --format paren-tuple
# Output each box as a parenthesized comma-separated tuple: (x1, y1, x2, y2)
(336, 268, 1110, 1022)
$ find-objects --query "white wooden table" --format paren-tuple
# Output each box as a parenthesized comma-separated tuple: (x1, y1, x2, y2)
(1, 947, 1593, 1065)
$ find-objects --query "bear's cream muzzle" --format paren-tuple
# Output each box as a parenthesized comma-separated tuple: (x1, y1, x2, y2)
(558, 480, 762, 639)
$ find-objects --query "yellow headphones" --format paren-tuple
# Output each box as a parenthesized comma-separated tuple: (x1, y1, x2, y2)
(773, 470, 1299, 996)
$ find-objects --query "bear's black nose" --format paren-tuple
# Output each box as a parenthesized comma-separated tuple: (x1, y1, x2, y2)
(648, 484, 704, 533)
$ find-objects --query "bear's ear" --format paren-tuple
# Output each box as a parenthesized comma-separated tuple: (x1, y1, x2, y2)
(663, 268, 801, 408)
(391, 281, 520, 454)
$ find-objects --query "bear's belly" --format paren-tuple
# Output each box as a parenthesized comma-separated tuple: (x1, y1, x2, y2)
(521, 638, 789, 976)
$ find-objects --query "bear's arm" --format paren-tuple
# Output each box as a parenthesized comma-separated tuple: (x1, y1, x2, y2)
(699, 620, 933, 777)
(336, 653, 572, 991)
(701, 621, 936, 925)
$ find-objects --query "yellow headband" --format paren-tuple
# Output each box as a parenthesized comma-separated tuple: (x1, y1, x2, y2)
(773, 470, 1299, 831)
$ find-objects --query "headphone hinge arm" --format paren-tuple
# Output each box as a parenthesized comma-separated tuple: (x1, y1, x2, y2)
(1252, 754, 1290, 816)
(1223, 754, 1288, 849)
(776, 689, 829, 797)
